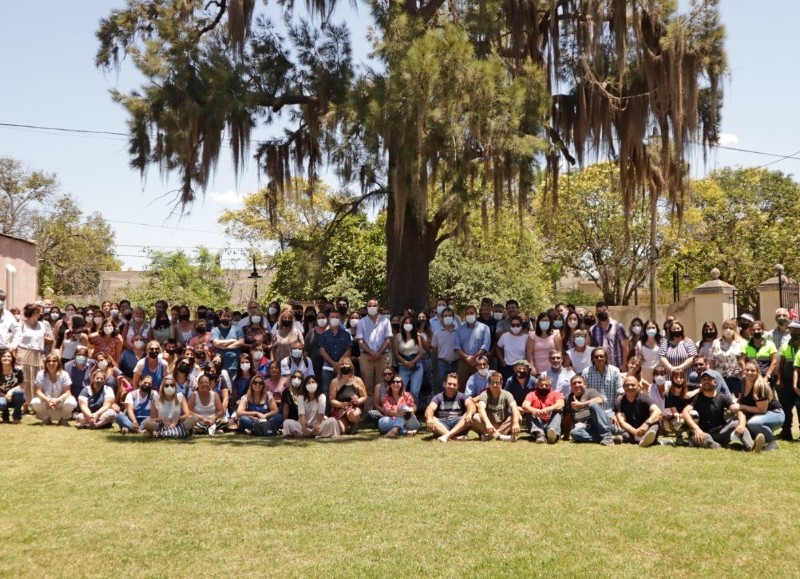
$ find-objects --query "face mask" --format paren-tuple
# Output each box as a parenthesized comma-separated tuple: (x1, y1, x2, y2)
(537, 387, 550, 395)
(50, 312, 60, 321)
(553, 320, 563, 329)
(478, 368, 489, 377)
(722, 328, 734, 339)
(337, 306, 348, 316)
(110, 309, 119, 317)
(466, 314, 477, 324)
(220, 319, 231, 327)
(178, 314, 190, 322)
(291, 348, 303, 358)
(670, 330, 682, 339)
(443, 316, 454, 326)
(133, 316, 144, 324)
(511, 326, 522, 335)
(75, 355, 87, 366)
(778, 317, 789, 327)
(196, 325, 208, 334)
(597, 312, 609, 322)
(281, 319, 292, 328)
(306, 383, 318, 394)
(391, 322, 400, 332)
(367, 306, 379, 317)
(103, 325, 114, 335)
(148, 351, 159, 359)
(646, 328, 657, 338)
(134, 340, 145, 349)
(139, 384, 152, 393)
(631, 325, 642, 335)
(305, 315, 316, 324)
(177, 363, 190, 373)
(349, 319, 359, 328)
(251, 351, 263, 360)
(291, 377, 302, 388)
(240, 363, 251, 372)
(515, 370, 529, 380)
(268, 307, 278, 316)
(43, 308, 51, 315)
(567, 319, 578, 329)
(574, 337, 585, 347)
(329, 318, 341, 328)
(403, 323, 413, 332)
(250, 315, 261, 324)
(0, 301, 4, 309)
(317, 318, 327, 328)
(539, 321, 550, 331)
(752, 332, 764, 340)
(93, 316, 103, 325)
(436, 305, 446, 315)
(654, 375, 666, 386)
(163, 386, 176, 397)
(340, 366, 353, 375)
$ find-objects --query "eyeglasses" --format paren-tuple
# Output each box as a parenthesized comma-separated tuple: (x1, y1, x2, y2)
(46, 360, 58, 364)
(593, 355, 606, 360)
(252, 380, 264, 385)
(511, 325, 522, 328)
(391, 379, 403, 384)
(148, 349, 160, 353)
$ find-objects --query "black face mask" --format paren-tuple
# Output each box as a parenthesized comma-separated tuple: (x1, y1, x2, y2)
(196, 327, 206, 335)
(340, 366, 353, 375)
(177, 363, 190, 374)
(281, 319, 292, 328)
(305, 314, 316, 324)
(515, 370, 529, 380)
(294, 312, 303, 321)
(220, 319, 231, 327)
(123, 312, 133, 321)
(337, 306, 348, 316)
(391, 323, 400, 332)
(147, 351, 159, 359)
(213, 360, 222, 369)
(179, 314, 190, 321)
(597, 311, 609, 322)
(197, 311, 207, 320)
(752, 332, 764, 340)
(139, 385, 152, 394)
(670, 330, 683, 339)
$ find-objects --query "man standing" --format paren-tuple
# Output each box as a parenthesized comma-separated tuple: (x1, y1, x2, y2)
(521, 375, 564, 444)
(614, 375, 661, 447)
(566, 375, 614, 445)
(581, 347, 623, 409)
(425, 373, 476, 442)
(431, 308, 460, 390)
(237, 300, 269, 330)
(682, 371, 765, 451)
(0, 289, 21, 357)
(318, 309, 352, 397)
(211, 308, 245, 374)
(771, 307, 792, 350)
(429, 298, 461, 333)
(495, 300, 521, 338)
(589, 301, 629, 369)
(472, 372, 521, 441)
(454, 305, 491, 386)
(355, 298, 393, 411)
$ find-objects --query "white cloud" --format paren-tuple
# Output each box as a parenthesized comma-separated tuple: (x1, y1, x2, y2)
(210, 190, 245, 207)
(717, 132, 739, 146)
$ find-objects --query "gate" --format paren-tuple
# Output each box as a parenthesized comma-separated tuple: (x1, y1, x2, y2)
(780, 279, 800, 316)
(731, 288, 760, 321)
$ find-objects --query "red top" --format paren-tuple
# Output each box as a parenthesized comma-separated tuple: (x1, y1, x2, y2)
(523, 390, 564, 421)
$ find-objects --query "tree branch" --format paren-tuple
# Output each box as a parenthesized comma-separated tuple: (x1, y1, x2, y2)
(198, 0, 227, 38)
(417, 0, 447, 22)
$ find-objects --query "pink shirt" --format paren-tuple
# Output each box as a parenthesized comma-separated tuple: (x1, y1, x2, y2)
(382, 391, 416, 415)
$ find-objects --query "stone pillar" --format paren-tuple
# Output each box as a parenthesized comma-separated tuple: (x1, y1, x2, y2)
(690, 268, 736, 339)
(758, 264, 792, 322)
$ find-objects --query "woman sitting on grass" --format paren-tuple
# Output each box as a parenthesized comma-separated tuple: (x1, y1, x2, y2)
(731, 361, 784, 451)
(283, 376, 340, 438)
(188, 373, 227, 435)
(280, 370, 304, 425)
(329, 357, 367, 435)
(76, 369, 116, 429)
(115, 376, 155, 434)
(142, 376, 197, 437)
(31, 355, 76, 426)
(663, 369, 697, 441)
(0, 350, 25, 423)
(236, 374, 280, 436)
(378, 375, 419, 438)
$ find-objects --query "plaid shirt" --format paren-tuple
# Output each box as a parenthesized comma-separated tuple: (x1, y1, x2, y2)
(581, 364, 622, 407)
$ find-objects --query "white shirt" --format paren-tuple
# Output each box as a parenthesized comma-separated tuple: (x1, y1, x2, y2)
(35, 370, 72, 398)
(237, 316, 271, 331)
(153, 392, 186, 423)
(298, 394, 327, 424)
(356, 315, 393, 352)
(0, 309, 21, 350)
(497, 332, 528, 366)
(280, 355, 315, 378)
(17, 320, 49, 351)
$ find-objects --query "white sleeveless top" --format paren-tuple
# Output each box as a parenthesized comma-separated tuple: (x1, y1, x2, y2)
(192, 391, 217, 419)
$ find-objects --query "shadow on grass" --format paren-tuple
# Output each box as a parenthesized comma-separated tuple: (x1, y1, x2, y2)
(101, 429, 386, 447)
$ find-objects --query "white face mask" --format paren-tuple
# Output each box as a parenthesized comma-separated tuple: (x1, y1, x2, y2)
(240, 363, 251, 372)
(163, 386, 176, 397)
(103, 326, 114, 335)
(349, 319, 359, 328)
(50, 312, 60, 321)
(436, 305, 446, 315)
(93, 316, 103, 325)
(654, 375, 666, 386)
(478, 368, 489, 377)
(646, 328, 657, 338)
(134, 340, 145, 349)
(250, 315, 261, 324)
(631, 325, 642, 335)
(443, 316, 454, 326)
(493, 312, 503, 321)
(252, 351, 263, 360)
(466, 314, 477, 324)
(268, 307, 278, 316)
(111, 309, 119, 317)
(403, 323, 413, 332)
(97, 360, 109, 370)
(367, 306, 379, 317)
(574, 337, 586, 347)
(510, 326, 522, 335)
(317, 318, 327, 328)
(291, 377, 302, 388)
(329, 318, 341, 328)
(723, 328, 734, 339)
(291, 349, 303, 358)
(306, 383, 318, 394)
(75, 355, 87, 366)
(567, 319, 579, 329)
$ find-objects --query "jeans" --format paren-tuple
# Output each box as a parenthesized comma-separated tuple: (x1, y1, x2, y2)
(398, 361, 424, 406)
(0, 390, 24, 421)
(746, 409, 785, 443)
(378, 414, 420, 435)
(115, 412, 137, 431)
(238, 413, 284, 436)
(321, 369, 335, 400)
(570, 403, 612, 443)
(436, 360, 458, 392)
(529, 412, 562, 438)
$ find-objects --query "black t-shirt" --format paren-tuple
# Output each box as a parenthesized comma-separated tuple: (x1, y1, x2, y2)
(0, 367, 23, 395)
(689, 392, 733, 433)
(665, 392, 689, 413)
(614, 393, 653, 427)
(739, 386, 782, 417)
(280, 388, 299, 421)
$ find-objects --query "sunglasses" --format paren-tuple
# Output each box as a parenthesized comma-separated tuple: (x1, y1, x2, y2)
(391, 379, 403, 384)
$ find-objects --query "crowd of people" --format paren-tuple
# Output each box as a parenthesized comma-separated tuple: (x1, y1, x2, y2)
(0, 288, 795, 451)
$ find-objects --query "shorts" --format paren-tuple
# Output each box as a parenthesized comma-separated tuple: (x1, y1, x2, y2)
(437, 416, 462, 431)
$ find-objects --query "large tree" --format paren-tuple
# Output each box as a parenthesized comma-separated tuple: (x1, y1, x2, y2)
(97, 0, 724, 311)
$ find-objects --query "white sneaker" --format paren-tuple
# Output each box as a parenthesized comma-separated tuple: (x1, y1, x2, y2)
(497, 434, 512, 441)
(546, 427, 558, 444)
(753, 433, 766, 453)
(208, 424, 217, 436)
(729, 432, 744, 448)
(639, 429, 657, 448)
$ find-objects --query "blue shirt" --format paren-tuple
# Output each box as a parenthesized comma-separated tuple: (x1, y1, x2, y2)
(581, 364, 623, 406)
(211, 324, 244, 372)
(504, 375, 537, 406)
(432, 327, 459, 363)
(318, 327, 353, 366)
(64, 359, 96, 398)
(546, 367, 576, 398)
(454, 321, 491, 357)
(687, 368, 731, 396)
(465, 371, 495, 397)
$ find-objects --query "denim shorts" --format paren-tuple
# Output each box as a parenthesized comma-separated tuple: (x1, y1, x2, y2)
(436, 416, 462, 431)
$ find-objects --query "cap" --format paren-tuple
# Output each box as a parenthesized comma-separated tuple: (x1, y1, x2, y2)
(700, 370, 716, 379)
(788, 321, 800, 330)
(739, 313, 755, 323)
(512, 359, 532, 369)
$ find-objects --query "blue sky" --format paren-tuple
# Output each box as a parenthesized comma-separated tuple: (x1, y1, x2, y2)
(1, 1, 798, 271)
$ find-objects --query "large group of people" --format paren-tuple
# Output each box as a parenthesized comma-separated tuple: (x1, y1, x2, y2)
(0, 288, 795, 451)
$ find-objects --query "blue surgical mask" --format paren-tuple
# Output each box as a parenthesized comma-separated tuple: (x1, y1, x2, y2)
(539, 321, 550, 331)
(574, 337, 586, 347)
(436, 305, 445, 315)
(75, 355, 87, 366)
(553, 320, 563, 329)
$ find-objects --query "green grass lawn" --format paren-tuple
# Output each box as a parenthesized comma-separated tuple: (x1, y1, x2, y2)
(2, 418, 799, 577)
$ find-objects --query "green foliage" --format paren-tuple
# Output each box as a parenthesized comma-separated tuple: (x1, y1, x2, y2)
(0, 157, 59, 238)
(539, 163, 667, 306)
(119, 247, 230, 310)
(663, 167, 800, 308)
(430, 212, 551, 312)
(33, 196, 121, 296)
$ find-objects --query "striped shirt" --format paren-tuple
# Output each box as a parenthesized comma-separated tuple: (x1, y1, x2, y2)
(581, 364, 623, 406)
(659, 338, 697, 368)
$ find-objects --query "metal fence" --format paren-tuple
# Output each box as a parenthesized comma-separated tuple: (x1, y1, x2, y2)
(731, 288, 760, 321)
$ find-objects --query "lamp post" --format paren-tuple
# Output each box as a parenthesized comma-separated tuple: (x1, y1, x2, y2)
(249, 255, 262, 300)
(777, 263, 785, 308)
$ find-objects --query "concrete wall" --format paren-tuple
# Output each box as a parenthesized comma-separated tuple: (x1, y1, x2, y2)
(0, 233, 37, 309)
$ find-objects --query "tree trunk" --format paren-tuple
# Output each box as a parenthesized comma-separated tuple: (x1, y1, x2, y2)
(385, 194, 437, 314)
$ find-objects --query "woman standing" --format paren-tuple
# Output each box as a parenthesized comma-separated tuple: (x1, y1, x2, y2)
(526, 311, 562, 376)
(696, 321, 718, 362)
(89, 319, 123, 364)
(15, 303, 51, 413)
(659, 321, 697, 374)
(710, 319, 746, 397)
(174, 305, 195, 345)
(742, 320, 778, 386)
(392, 314, 424, 406)
(271, 307, 304, 366)
(635, 320, 662, 383)
(304, 310, 329, 380)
